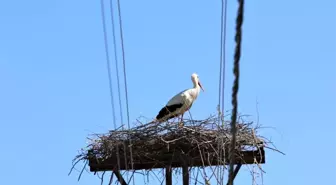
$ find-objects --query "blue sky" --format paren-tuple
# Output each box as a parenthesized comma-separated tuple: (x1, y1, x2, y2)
(0, 0, 335, 184)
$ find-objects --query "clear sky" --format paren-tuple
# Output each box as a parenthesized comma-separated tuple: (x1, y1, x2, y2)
(0, 0, 335, 184)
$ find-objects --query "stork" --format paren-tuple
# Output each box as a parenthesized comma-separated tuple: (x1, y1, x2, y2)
(153, 73, 204, 125)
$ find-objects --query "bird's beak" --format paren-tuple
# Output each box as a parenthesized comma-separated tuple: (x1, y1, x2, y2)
(198, 81, 204, 92)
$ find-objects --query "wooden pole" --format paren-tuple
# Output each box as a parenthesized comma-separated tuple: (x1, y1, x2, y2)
(113, 170, 128, 185)
(226, 164, 242, 185)
(166, 165, 172, 185)
(182, 165, 189, 185)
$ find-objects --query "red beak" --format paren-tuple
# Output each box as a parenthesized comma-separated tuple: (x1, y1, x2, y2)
(198, 81, 204, 92)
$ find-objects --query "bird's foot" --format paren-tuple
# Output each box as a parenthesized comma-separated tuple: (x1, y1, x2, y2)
(178, 116, 184, 128)
(178, 122, 184, 128)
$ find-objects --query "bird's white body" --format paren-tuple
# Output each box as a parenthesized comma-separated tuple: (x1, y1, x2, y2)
(165, 87, 201, 114)
(154, 73, 204, 123)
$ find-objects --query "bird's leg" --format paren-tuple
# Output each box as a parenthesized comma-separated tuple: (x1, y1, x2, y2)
(178, 113, 184, 128)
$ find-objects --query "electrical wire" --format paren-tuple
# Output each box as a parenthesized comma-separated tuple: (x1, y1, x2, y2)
(108, 0, 128, 172)
(220, 0, 228, 117)
(115, 1, 135, 185)
(218, 0, 228, 184)
(99, 0, 121, 174)
(218, 0, 228, 120)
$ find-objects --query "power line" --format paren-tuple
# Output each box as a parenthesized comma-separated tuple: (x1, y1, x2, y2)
(115, 0, 135, 173)
(220, 0, 228, 116)
(218, 1, 228, 184)
(99, 0, 121, 173)
(108, 0, 128, 172)
(218, 1, 224, 116)
(109, 0, 123, 134)
(227, 0, 244, 185)
(100, 0, 134, 183)
(218, 0, 228, 118)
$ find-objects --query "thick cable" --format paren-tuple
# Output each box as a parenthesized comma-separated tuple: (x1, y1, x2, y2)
(227, 0, 244, 185)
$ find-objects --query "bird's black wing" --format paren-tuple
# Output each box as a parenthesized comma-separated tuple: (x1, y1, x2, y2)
(156, 103, 183, 120)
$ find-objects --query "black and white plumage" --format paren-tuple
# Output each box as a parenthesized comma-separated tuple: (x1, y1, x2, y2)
(154, 73, 204, 123)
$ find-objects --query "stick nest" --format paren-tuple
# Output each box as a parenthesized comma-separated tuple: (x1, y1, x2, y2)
(70, 114, 284, 184)
(74, 115, 283, 171)
(92, 116, 263, 159)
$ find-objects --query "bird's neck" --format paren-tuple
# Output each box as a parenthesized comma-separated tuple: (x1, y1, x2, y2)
(193, 81, 200, 89)
(192, 83, 201, 94)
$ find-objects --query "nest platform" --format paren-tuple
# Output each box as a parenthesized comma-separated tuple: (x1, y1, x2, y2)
(81, 117, 266, 172)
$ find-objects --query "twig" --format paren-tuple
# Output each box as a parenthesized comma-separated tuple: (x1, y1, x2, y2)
(78, 160, 88, 181)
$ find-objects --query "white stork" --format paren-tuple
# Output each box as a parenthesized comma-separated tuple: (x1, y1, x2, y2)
(153, 73, 204, 124)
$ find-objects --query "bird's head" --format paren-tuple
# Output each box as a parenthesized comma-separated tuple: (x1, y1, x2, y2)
(191, 73, 204, 92)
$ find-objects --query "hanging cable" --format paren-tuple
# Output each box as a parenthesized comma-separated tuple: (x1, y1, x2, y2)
(218, 0, 228, 119)
(115, 0, 131, 142)
(99, 0, 121, 174)
(227, 0, 244, 185)
(108, 0, 129, 172)
(217, 0, 228, 184)
(218, 1, 224, 117)
(115, 0, 135, 177)
(109, 0, 123, 135)
(220, 0, 228, 118)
